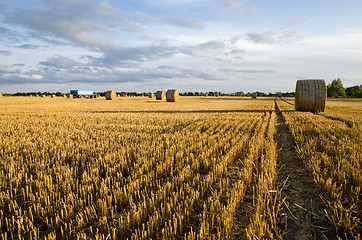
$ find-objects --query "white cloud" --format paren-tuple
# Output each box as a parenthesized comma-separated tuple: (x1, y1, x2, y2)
(0, 50, 12, 56)
(246, 31, 303, 44)
(302, 16, 310, 23)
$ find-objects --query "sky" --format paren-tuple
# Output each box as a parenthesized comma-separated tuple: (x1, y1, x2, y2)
(0, 0, 362, 94)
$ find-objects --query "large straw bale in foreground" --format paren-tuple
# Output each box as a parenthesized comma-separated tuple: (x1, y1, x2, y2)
(105, 90, 116, 100)
(295, 79, 326, 112)
(166, 89, 179, 102)
(155, 91, 166, 100)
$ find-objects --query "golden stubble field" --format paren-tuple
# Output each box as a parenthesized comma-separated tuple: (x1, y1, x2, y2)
(0, 96, 361, 240)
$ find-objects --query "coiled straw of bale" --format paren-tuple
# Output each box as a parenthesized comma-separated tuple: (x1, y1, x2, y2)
(295, 79, 326, 112)
(155, 91, 166, 100)
(148, 93, 154, 98)
(166, 89, 179, 102)
(252, 92, 257, 99)
(105, 90, 116, 100)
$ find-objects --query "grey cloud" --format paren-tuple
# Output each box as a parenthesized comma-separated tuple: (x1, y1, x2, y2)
(246, 31, 303, 44)
(0, 26, 24, 43)
(196, 40, 226, 50)
(135, 12, 204, 30)
(277, 31, 303, 44)
(246, 31, 276, 44)
(227, 49, 245, 54)
(0, 50, 12, 56)
(157, 65, 180, 70)
(224, 0, 245, 11)
(39, 55, 79, 69)
(0, 64, 218, 85)
(16, 44, 40, 49)
(162, 17, 204, 30)
(90, 45, 180, 67)
(4, 0, 139, 50)
(220, 68, 275, 74)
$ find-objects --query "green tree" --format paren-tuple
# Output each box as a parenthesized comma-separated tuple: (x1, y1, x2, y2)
(327, 78, 346, 97)
(345, 85, 362, 98)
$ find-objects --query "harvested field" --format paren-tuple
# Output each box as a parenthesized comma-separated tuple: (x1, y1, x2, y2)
(0, 96, 360, 239)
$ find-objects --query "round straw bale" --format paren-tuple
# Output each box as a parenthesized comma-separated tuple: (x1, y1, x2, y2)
(0, 93, 3, 97)
(205, 93, 208, 97)
(105, 90, 116, 100)
(148, 93, 154, 98)
(166, 89, 179, 102)
(51, 94, 56, 98)
(295, 79, 326, 112)
(252, 92, 257, 99)
(155, 91, 166, 100)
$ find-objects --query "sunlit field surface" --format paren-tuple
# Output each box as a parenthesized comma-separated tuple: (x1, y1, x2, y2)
(0, 96, 360, 239)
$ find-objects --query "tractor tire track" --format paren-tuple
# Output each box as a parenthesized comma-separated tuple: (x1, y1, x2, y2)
(274, 100, 336, 240)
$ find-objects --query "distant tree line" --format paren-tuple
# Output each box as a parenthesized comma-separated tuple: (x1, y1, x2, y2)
(327, 78, 362, 98)
(180, 91, 296, 97)
(3, 80, 360, 98)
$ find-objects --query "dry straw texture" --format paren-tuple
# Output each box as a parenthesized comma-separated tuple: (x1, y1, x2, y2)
(252, 92, 257, 99)
(155, 91, 166, 100)
(0, 93, 3, 97)
(166, 89, 179, 102)
(105, 90, 116, 100)
(295, 79, 326, 112)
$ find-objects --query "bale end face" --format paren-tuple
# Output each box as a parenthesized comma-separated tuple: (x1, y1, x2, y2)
(295, 79, 326, 112)
(166, 89, 179, 102)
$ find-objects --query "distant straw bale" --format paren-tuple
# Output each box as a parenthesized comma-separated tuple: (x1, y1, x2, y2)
(252, 92, 257, 99)
(166, 89, 179, 102)
(105, 90, 116, 100)
(155, 91, 166, 100)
